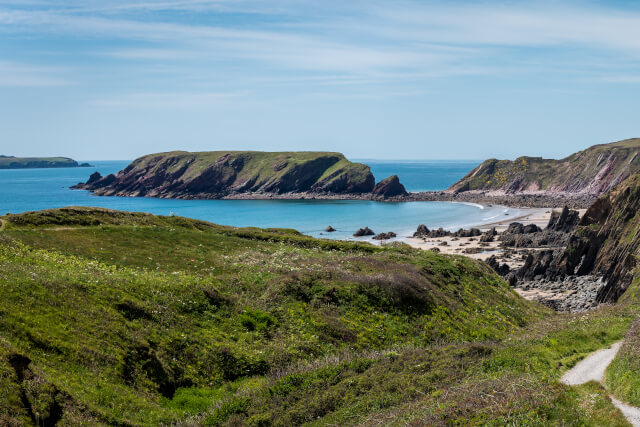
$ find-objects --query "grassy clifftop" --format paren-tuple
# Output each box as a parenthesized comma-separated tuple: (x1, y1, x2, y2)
(449, 138, 640, 195)
(75, 151, 377, 198)
(0, 156, 86, 169)
(0, 207, 547, 425)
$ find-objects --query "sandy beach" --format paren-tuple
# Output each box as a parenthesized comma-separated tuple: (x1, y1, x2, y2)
(404, 206, 586, 268)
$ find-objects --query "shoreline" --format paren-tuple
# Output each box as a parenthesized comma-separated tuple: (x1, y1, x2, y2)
(79, 187, 597, 210)
(402, 205, 556, 259)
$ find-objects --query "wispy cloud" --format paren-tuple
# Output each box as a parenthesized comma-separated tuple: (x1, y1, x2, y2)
(0, 61, 70, 86)
(2, 0, 640, 95)
(90, 90, 247, 108)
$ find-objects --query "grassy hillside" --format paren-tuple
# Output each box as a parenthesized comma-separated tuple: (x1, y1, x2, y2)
(0, 156, 82, 169)
(0, 207, 545, 425)
(76, 151, 376, 198)
(449, 138, 640, 195)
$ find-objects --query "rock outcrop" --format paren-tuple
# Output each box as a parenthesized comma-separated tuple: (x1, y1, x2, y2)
(74, 151, 380, 199)
(546, 206, 580, 232)
(353, 227, 375, 237)
(372, 175, 408, 198)
(511, 173, 640, 303)
(372, 232, 397, 240)
(448, 138, 640, 197)
(413, 224, 430, 237)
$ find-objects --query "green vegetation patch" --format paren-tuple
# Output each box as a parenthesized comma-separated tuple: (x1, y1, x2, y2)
(0, 207, 543, 425)
(606, 317, 640, 406)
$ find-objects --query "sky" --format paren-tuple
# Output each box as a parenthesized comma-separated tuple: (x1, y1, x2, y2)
(1, 0, 640, 161)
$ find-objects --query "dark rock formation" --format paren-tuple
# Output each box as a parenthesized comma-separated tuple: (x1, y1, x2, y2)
(372, 232, 397, 240)
(510, 172, 640, 303)
(353, 227, 375, 237)
(546, 206, 580, 232)
(325, 226, 336, 232)
(503, 222, 540, 235)
(413, 227, 482, 239)
(372, 175, 408, 198)
(479, 227, 497, 243)
(413, 224, 430, 237)
(86, 171, 103, 185)
(486, 255, 510, 276)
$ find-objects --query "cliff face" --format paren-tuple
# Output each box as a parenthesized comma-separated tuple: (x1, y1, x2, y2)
(75, 151, 377, 198)
(0, 156, 83, 169)
(449, 138, 640, 196)
(513, 172, 640, 303)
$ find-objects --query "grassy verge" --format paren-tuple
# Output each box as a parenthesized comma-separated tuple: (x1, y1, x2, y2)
(606, 317, 640, 407)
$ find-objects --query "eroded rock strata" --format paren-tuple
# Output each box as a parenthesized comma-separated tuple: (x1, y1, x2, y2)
(512, 173, 640, 304)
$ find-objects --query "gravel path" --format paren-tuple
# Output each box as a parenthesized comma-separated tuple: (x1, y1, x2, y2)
(561, 341, 640, 426)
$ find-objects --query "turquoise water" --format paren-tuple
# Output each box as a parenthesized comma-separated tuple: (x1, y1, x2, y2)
(0, 160, 525, 241)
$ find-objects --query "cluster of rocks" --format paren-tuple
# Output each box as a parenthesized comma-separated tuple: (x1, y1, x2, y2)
(413, 225, 483, 239)
(351, 227, 397, 240)
(515, 276, 606, 312)
(497, 207, 580, 249)
(372, 232, 397, 240)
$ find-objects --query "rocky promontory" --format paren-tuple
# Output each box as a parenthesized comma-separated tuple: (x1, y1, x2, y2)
(447, 138, 640, 198)
(74, 151, 407, 200)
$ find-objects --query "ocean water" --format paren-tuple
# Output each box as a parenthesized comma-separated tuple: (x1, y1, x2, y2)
(0, 160, 526, 241)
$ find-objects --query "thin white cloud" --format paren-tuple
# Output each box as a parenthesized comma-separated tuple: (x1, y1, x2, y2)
(0, 61, 70, 86)
(2, 0, 640, 94)
(91, 90, 246, 108)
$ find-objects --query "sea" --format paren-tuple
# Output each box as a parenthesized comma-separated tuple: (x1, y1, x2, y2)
(0, 160, 529, 242)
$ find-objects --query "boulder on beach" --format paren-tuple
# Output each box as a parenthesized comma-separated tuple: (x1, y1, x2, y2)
(353, 227, 375, 237)
(413, 224, 430, 237)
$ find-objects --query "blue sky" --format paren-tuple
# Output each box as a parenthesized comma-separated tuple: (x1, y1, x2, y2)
(1, 0, 640, 160)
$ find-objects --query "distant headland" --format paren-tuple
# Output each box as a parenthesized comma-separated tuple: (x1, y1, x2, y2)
(0, 155, 91, 169)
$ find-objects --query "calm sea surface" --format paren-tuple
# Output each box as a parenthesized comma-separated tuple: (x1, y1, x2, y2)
(0, 160, 526, 241)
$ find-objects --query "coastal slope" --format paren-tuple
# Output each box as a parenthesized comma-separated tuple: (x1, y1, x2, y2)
(448, 138, 640, 196)
(74, 151, 384, 198)
(0, 207, 539, 425)
(0, 155, 89, 169)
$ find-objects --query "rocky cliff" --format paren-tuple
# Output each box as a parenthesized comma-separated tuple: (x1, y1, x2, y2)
(512, 172, 640, 303)
(74, 151, 387, 198)
(448, 138, 640, 196)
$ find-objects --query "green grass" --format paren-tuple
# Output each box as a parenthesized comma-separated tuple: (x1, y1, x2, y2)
(0, 207, 546, 425)
(606, 317, 640, 407)
(1, 207, 639, 425)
